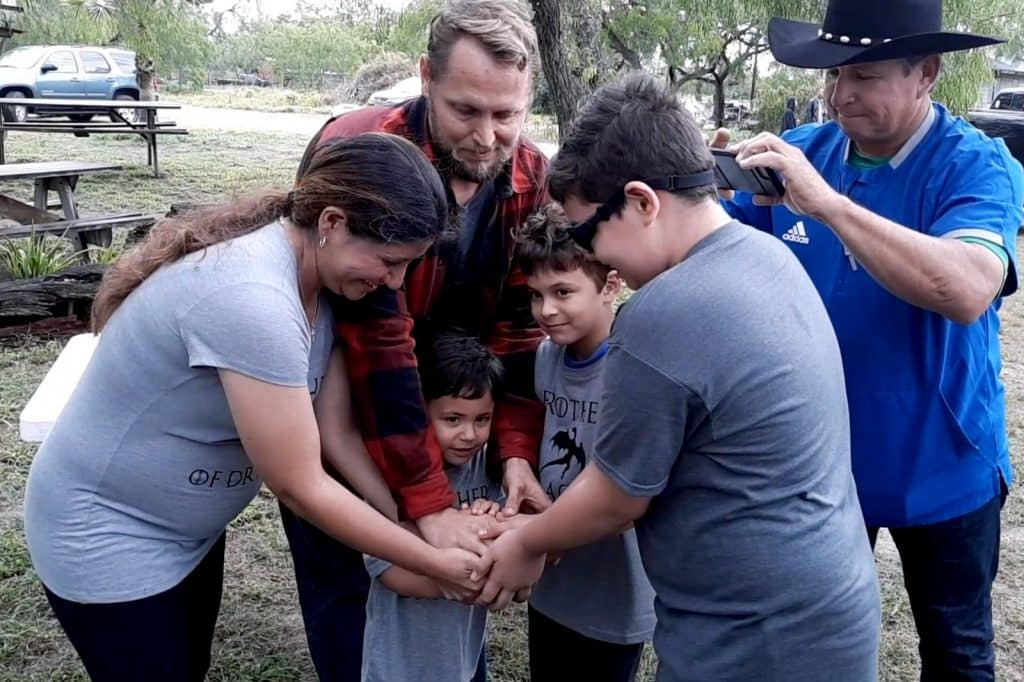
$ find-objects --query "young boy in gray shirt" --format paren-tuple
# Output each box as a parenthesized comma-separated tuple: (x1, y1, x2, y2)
(479, 73, 880, 681)
(362, 334, 504, 682)
(513, 205, 655, 681)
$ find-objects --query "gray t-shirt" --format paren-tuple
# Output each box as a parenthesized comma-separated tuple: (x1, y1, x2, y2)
(362, 449, 501, 682)
(593, 221, 880, 681)
(530, 339, 655, 644)
(24, 222, 333, 603)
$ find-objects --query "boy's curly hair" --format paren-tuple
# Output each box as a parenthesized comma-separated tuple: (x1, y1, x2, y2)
(513, 203, 612, 290)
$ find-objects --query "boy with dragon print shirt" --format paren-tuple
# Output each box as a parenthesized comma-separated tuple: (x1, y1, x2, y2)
(514, 205, 655, 681)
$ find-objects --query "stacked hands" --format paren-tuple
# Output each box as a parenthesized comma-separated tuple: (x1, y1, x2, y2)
(711, 128, 846, 221)
(421, 131, 851, 613)
(418, 459, 553, 611)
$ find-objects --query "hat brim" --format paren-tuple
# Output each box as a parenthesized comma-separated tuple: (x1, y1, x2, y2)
(767, 17, 1004, 69)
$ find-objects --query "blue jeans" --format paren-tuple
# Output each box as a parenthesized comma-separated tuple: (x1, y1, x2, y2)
(867, 481, 1007, 682)
(279, 501, 370, 682)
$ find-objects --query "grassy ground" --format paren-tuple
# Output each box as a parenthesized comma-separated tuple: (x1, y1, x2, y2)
(0, 126, 307, 219)
(170, 85, 560, 143)
(0, 128, 1021, 680)
(172, 86, 335, 115)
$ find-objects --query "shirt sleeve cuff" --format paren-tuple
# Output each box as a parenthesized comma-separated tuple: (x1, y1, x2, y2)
(395, 472, 456, 521)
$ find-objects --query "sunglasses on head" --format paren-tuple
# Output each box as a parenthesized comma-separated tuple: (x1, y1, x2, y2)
(567, 170, 716, 252)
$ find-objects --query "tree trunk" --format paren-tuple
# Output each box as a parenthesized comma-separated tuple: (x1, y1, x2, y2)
(530, 0, 604, 141)
(749, 53, 758, 103)
(714, 78, 727, 128)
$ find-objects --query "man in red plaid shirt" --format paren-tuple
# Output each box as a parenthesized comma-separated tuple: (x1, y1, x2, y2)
(280, 2, 550, 679)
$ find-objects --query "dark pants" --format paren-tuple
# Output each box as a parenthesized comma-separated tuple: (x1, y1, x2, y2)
(279, 501, 370, 682)
(472, 646, 488, 682)
(43, 533, 225, 682)
(527, 604, 643, 682)
(867, 484, 1006, 682)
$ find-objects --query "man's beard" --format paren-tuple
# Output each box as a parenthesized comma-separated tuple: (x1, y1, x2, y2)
(428, 104, 512, 184)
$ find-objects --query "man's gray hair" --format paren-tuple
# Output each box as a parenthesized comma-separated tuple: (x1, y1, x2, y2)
(427, 0, 540, 81)
(903, 54, 942, 75)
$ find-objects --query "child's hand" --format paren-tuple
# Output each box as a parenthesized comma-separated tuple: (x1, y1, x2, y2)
(494, 511, 534, 530)
(462, 499, 502, 516)
(475, 529, 546, 612)
(436, 578, 479, 604)
(491, 514, 560, 566)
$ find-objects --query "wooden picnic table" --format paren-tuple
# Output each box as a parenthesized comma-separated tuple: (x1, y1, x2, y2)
(0, 98, 187, 177)
(0, 160, 155, 250)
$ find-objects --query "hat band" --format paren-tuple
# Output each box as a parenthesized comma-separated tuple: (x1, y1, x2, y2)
(817, 28, 894, 46)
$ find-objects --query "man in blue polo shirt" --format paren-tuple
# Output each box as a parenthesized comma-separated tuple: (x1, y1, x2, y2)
(724, 0, 1023, 679)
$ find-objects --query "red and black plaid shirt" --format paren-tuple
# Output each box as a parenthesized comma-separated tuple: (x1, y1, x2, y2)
(300, 98, 548, 519)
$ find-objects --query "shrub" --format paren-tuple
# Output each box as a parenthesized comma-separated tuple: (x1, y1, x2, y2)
(0, 236, 79, 280)
(338, 52, 418, 104)
(87, 245, 125, 266)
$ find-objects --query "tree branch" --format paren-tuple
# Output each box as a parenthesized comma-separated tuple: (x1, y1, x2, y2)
(601, 14, 642, 70)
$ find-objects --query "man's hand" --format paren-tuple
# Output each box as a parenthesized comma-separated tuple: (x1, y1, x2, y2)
(475, 529, 546, 612)
(416, 507, 500, 555)
(731, 132, 844, 221)
(502, 457, 551, 516)
(709, 127, 730, 149)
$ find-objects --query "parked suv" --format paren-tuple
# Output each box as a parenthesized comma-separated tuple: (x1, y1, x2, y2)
(0, 45, 142, 122)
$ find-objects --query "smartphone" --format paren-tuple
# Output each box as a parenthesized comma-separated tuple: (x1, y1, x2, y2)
(711, 149, 785, 197)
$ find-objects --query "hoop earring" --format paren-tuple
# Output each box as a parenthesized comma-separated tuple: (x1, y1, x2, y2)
(318, 235, 326, 249)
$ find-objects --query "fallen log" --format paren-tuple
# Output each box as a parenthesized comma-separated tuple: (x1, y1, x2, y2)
(0, 264, 106, 324)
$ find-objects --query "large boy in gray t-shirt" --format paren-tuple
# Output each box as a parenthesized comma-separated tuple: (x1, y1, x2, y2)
(362, 334, 505, 682)
(479, 74, 880, 681)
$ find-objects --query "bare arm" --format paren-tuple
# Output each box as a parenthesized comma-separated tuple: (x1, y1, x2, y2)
(315, 347, 398, 520)
(735, 132, 1006, 324)
(811, 197, 1003, 324)
(379, 566, 445, 599)
(517, 464, 650, 555)
(477, 465, 650, 610)
(219, 370, 483, 596)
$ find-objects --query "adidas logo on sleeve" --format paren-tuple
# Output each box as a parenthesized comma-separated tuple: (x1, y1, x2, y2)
(782, 221, 810, 245)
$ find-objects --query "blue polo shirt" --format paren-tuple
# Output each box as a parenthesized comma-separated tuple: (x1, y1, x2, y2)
(726, 104, 1024, 527)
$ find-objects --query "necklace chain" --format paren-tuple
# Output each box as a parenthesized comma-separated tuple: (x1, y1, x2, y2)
(295, 227, 319, 340)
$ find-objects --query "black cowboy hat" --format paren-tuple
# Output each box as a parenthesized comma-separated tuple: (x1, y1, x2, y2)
(768, 0, 1003, 69)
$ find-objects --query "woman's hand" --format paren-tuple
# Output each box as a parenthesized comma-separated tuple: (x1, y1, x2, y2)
(427, 546, 489, 602)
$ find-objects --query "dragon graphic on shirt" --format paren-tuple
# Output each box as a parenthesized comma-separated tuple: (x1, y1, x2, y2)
(540, 427, 586, 479)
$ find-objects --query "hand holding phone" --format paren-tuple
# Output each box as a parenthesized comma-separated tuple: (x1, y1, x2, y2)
(712, 149, 785, 197)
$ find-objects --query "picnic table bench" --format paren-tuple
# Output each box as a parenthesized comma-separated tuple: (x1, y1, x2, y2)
(0, 98, 187, 177)
(0, 160, 157, 249)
